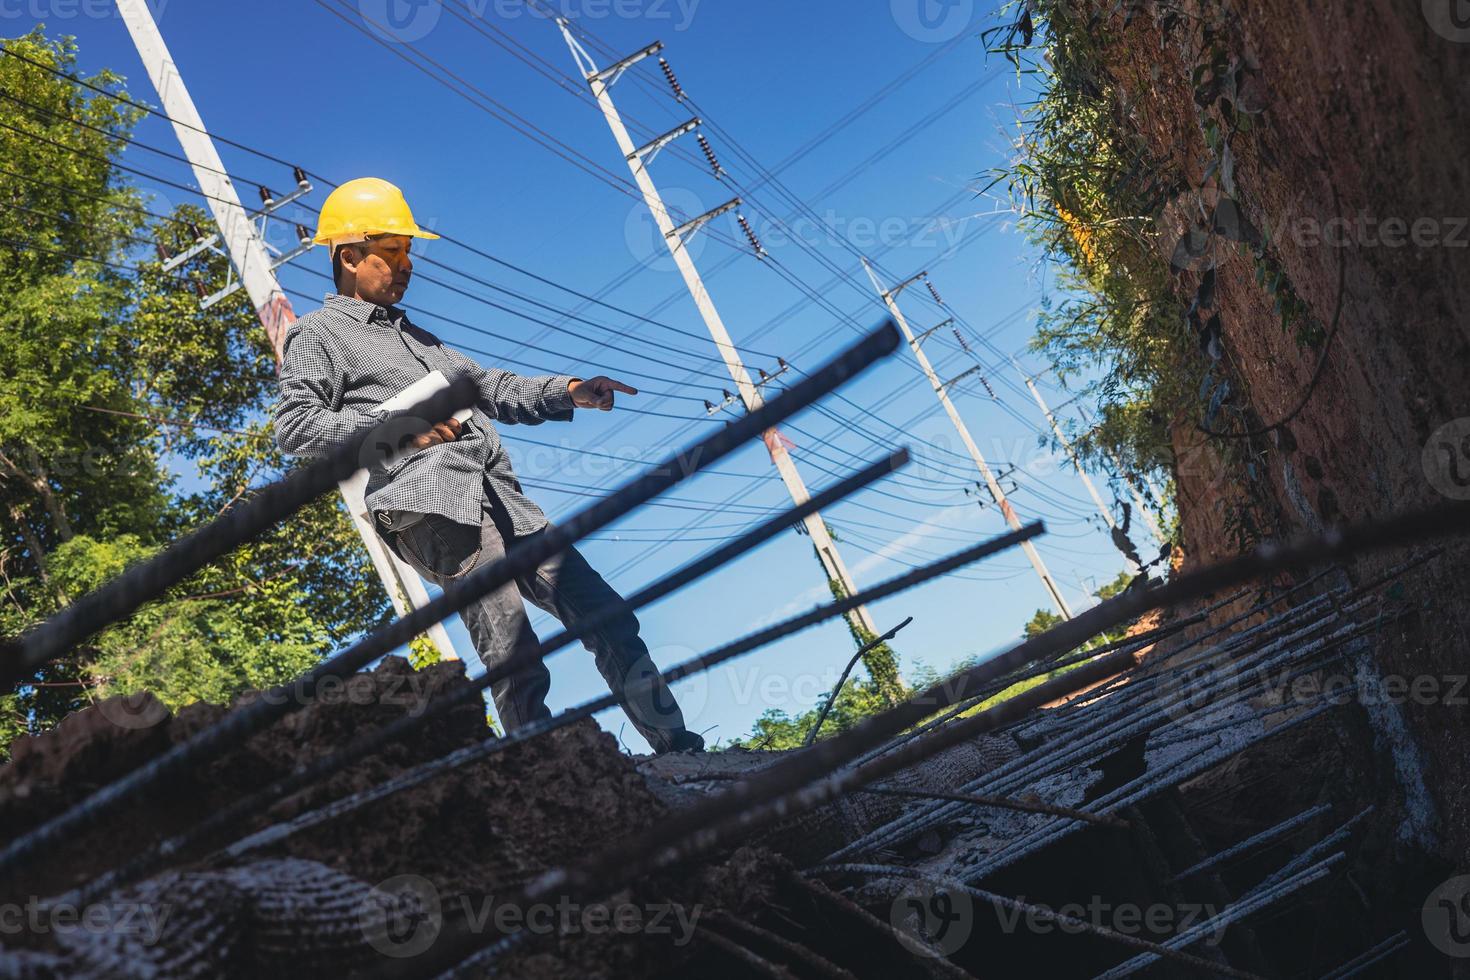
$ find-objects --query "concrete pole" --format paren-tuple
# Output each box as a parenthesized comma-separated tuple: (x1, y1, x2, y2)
(558, 22, 882, 640)
(1018, 369, 1140, 575)
(115, 0, 459, 662)
(1075, 406, 1169, 546)
(862, 259, 1074, 618)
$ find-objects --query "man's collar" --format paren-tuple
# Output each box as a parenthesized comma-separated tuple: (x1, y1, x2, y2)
(323, 292, 401, 326)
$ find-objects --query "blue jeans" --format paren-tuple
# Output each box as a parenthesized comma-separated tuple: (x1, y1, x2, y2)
(385, 508, 692, 753)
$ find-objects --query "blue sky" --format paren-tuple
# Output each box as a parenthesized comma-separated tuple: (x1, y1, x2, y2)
(29, 0, 1160, 750)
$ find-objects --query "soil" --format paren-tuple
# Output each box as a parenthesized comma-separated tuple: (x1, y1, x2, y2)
(0, 657, 786, 977)
(1090, 0, 1470, 864)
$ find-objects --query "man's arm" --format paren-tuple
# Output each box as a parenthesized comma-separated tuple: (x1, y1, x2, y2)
(273, 327, 378, 457)
(442, 348, 576, 425)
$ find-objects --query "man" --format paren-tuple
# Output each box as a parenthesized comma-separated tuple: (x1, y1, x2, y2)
(274, 177, 703, 754)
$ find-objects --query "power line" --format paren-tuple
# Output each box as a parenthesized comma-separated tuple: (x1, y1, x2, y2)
(3, 45, 790, 366)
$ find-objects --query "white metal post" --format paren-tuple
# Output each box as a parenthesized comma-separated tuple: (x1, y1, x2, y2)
(1018, 370, 1140, 575)
(115, 0, 459, 662)
(558, 22, 881, 640)
(1076, 407, 1169, 546)
(862, 259, 1074, 618)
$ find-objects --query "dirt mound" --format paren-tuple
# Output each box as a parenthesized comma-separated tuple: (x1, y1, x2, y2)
(0, 658, 786, 977)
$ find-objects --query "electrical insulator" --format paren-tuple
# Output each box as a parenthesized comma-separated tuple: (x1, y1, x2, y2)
(758, 367, 769, 383)
(155, 242, 170, 262)
(952, 327, 971, 353)
(293, 166, 308, 187)
(193, 279, 208, 299)
(696, 133, 723, 176)
(737, 213, 765, 257)
(722, 389, 734, 402)
(258, 186, 275, 207)
(979, 375, 997, 399)
(658, 58, 685, 101)
(189, 222, 205, 242)
(777, 357, 788, 371)
(296, 223, 312, 245)
(703, 399, 716, 414)
(926, 279, 944, 305)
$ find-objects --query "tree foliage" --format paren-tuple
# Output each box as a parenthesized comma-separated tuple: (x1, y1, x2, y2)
(0, 30, 387, 755)
(982, 2, 1202, 483)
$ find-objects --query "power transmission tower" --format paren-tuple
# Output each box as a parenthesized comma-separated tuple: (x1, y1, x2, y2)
(862, 259, 1074, 617)
(114, 0, 459, 662)
(1016, 365, 1141, 575)
(557, 23, 884, 646)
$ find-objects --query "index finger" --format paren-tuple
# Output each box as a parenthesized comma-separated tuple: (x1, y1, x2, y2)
(608, 380, 638, 396)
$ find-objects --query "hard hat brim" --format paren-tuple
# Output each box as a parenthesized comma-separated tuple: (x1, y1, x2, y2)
(313, 227, 441, 247)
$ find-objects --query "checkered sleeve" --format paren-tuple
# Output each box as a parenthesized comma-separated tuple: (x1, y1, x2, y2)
(273, 326, 378, 458)
(442, 347, 576, 425)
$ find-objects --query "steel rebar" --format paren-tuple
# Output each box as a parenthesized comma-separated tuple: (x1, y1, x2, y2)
(0, 322, 901, 882)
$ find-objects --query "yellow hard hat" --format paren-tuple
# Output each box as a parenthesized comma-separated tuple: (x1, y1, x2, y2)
(312, 177, 440, 249)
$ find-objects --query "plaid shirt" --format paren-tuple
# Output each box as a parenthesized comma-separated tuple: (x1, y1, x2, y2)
(274, 293, 576, 535)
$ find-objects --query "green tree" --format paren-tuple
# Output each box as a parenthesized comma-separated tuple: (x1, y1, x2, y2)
(1023, 608, 1063, 639)
(982, 2, 1198, 486)
(0, 30, 387, 754)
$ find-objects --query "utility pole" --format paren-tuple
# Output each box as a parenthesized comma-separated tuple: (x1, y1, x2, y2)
(558, 23, 882, 643)
(862, 259, 1074, 618)
(1076, 406, 1168, 546)
(1016, 366, 1140, 575)
(115, 0, 459, 662)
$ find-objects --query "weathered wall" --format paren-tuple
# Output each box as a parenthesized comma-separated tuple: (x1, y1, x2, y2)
(1095, 0, 1470, 860)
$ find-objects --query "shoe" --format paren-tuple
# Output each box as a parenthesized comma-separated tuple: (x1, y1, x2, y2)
(661, 730, 706, 754)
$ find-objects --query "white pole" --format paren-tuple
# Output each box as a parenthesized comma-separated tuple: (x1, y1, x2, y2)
(862, 259, 1074, 618)
(1018, 370, 1140, 574)
(1076, 406, 1169, 546)
(557, 22, 882, 641)
(114, 0, 459, 662)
